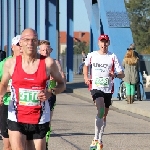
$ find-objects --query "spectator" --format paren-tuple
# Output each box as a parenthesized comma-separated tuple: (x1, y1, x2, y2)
(78, 51, 86, 74)
(127, 43, 141, 101)
(128, 43, 139, 58)
(122, 48, 140, 104)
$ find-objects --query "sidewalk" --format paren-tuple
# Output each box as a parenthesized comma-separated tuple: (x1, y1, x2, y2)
(66, 75, 150, 118)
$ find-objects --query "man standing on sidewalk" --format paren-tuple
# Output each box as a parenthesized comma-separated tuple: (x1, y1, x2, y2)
(83, 34, 124, 149)
(0, 28, 65, 150)
(0, 35, 22, 150)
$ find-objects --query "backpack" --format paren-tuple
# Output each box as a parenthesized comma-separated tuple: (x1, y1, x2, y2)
(0, 50, 6, 62)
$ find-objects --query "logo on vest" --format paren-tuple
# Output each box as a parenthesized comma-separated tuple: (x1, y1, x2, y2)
(24, 78, 34, 81)
(93, 63, 108, 72)
(93, 63, 108, 68)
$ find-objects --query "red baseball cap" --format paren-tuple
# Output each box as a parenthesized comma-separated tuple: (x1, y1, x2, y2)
(98, 34, 109, 41)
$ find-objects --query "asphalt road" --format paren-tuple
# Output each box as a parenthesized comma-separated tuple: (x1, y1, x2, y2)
(0, 93, 150, 150)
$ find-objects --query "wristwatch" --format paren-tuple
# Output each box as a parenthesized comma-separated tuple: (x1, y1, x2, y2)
(51, 89, 56, 95)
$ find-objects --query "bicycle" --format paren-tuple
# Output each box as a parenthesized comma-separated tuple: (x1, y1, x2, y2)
(117, 81, 144, 101)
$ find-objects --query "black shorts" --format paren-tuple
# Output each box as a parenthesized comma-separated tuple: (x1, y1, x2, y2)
(0, 105, 9, 138)
(90, 89, 112, 108)
(7, 120, 49, 140)
(48, 94, 56, 111)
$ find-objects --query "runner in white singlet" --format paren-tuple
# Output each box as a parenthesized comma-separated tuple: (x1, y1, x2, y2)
(83, 34, 124, 149)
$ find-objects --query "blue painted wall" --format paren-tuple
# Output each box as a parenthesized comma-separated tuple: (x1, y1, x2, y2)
(46, 0, 57, 59)
(0, 0, 74, 82)
(1, 0, 7, 53)
(66, 0, 74, 82)
(83, 0, 99, 52)
(83, 0, 146, 99)
(99, 0, 145, 98)
(0, 0, 58, 59)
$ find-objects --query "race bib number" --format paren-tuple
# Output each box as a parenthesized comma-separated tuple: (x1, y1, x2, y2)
(19, 88, 40, 106)
(94, 77, 109, 88)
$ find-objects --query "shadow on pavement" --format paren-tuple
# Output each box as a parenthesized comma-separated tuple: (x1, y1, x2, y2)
(105, 132, 150, 135)
(65, 82, 88, 93)
(51, 131, 150, 137)
(51, 132, 94, 137)
(145, 92, 150, 99)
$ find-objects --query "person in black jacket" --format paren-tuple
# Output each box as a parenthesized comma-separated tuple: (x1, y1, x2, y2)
(0, 50, 6, 61)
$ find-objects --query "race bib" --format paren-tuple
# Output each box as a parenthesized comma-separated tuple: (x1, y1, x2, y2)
(94, 77, 109, 88)
(19, 88, 40, 106)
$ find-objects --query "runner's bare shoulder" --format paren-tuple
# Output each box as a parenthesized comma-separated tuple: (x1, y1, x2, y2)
(4, 57, 15, 67)
(45, 57, 56, 76)
(55, 60, 61, 67)
(55, 59, 59, 64)
(45, 56, 55, 67)
(4, 57, 17, 75)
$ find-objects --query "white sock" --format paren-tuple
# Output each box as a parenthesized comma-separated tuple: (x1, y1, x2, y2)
(99, 121, 106, 143)
(94, 116, 103, 140)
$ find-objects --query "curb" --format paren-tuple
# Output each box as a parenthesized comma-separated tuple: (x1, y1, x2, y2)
(66, 87, 91, 99)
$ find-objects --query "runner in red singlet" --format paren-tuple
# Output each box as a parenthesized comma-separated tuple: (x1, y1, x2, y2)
(0, 28, 65, 150)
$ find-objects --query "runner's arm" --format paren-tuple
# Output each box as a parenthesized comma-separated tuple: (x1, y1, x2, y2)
(46, 58, 66, 94)
(6, 86, 11, 92)
(83, 53, 91, 79)
(6, 80, 12, 92)
(114, 55, 125, 79)
(0, 59, 11, 93)
(83, 65, 89, 80)
(55, 60, 66, 83)
(0, 59, 11, 96)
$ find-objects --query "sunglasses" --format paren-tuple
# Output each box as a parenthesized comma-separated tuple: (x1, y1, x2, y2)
(127, 48, 135, 50)
(16, 43, 20, 46)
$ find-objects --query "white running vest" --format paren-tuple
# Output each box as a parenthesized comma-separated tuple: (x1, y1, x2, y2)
(84, 51, 123, 93)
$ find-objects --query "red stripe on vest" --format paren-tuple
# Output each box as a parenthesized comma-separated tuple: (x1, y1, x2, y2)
(88, 57, 92, 91)
(111, 57, 115, 93)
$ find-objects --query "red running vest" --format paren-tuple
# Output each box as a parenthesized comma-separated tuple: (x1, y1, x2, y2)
(11, 55, 48, 124)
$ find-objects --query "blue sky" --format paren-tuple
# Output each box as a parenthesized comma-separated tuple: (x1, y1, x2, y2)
(59, 0, 90, 31)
